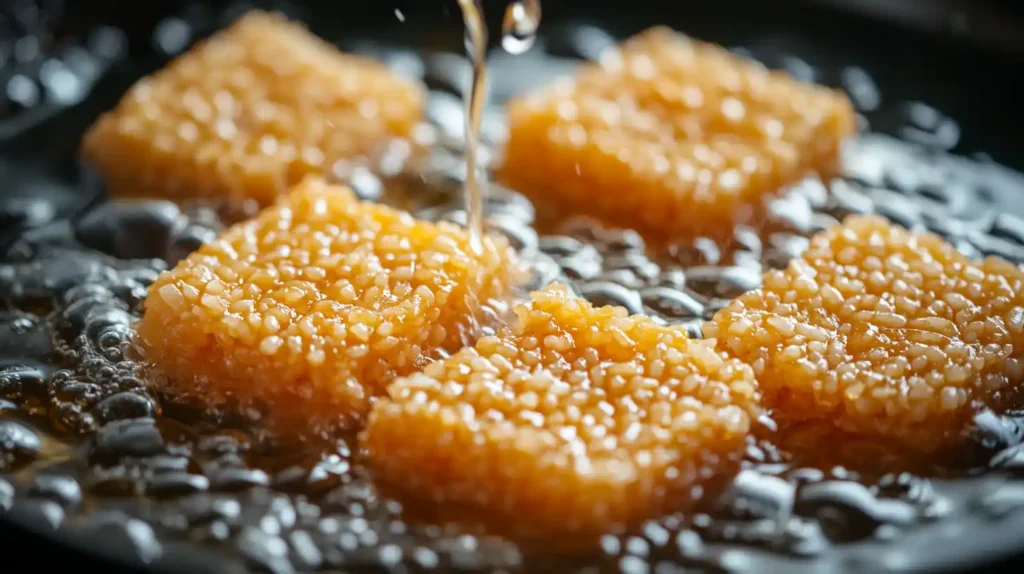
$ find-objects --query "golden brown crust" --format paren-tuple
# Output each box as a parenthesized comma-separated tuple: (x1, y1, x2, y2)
(364, 284, 760, 536)
(82, 10, 424, 206)
(705, 215, 1024, 455)
(137, 177, 526, 432)
(501, 26, 855, 239)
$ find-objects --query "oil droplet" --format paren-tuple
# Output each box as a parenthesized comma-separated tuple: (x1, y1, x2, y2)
(501, 0, 541, 55)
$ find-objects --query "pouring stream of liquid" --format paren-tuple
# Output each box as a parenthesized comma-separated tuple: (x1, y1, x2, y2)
(456, 0, 541, 253)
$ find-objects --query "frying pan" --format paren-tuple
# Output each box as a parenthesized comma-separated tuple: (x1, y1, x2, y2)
(1, 0, 1023, 571)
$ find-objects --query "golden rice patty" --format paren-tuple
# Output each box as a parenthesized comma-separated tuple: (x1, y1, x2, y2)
(501, 26, 855, 239)
(704, 215, 1024, 454)
(82, 10, 424, 206)
(137, 177, 526, 432)
(363, 284, 760, 535)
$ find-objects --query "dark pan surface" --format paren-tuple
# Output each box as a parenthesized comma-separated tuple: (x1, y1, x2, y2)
(3, 0, 1024, 572)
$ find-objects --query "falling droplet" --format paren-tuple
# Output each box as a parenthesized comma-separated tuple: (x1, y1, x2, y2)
(501, 0, 541, 55)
